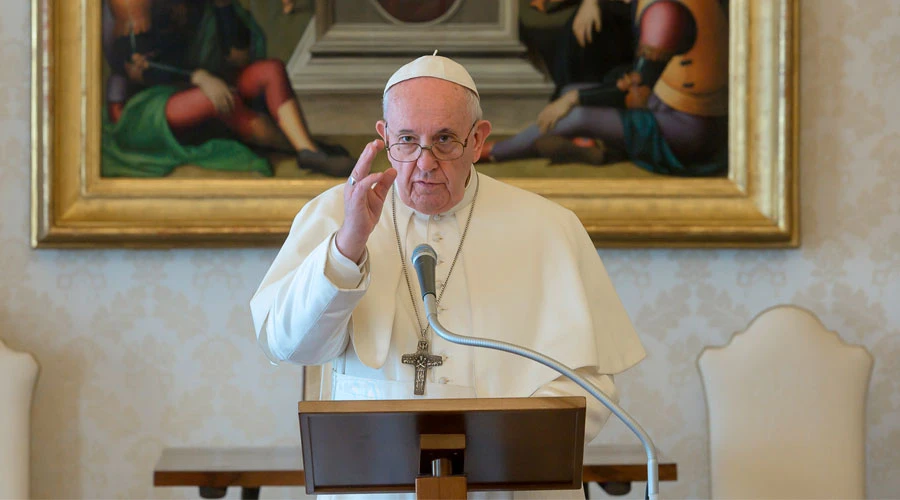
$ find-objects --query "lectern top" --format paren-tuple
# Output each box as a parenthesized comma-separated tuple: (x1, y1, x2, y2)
(297, 396, 586, 414)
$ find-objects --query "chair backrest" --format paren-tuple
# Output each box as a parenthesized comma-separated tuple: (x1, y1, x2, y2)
(698, 305, 873, 499)
(0, 339, 39, 499)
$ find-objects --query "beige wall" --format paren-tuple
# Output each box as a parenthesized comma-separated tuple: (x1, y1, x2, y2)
(1, 1, 897, 498)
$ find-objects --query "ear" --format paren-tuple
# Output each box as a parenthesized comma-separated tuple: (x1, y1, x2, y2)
(376, 120, 387, 143)
(469, 119, 493, 162)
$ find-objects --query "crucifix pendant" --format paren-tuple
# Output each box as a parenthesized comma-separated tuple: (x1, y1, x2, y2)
(401, 340, 443, 396)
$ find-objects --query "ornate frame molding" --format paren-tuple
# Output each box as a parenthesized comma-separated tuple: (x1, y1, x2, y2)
(31, 0, 798, 248)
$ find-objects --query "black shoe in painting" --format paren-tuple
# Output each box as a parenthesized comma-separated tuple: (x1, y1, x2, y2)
(313, 140, 351, 157)
(296, 149, 356, 177)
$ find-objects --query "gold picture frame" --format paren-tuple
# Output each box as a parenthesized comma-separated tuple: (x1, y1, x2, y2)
(31, 0, 798, 248)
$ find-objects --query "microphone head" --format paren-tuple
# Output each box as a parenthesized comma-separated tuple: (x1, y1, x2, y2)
(411, 244, 438, 298)
(412, 244, 437, 265)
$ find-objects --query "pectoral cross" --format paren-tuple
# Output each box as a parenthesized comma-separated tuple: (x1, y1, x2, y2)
(401, 340, 443, 396)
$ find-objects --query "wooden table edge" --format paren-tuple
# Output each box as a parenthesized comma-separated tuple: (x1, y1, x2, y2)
(153, 465, 677, 488)
(153, 470, 306, 488)
(581, 463, 678, 483)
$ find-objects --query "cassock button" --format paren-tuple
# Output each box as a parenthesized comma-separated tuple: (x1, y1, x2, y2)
(438, 377, 449, 384)
(433, 234, 443, 242)
(438, 259, 445, 266)
(433, 214, 443, 221)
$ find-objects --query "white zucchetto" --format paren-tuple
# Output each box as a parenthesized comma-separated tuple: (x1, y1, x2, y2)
(383, 51, 479, 97)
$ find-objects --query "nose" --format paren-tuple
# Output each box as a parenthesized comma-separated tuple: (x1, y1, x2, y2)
(416, 146, 440, 172)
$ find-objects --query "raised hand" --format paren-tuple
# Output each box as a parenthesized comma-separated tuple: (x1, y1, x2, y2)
(334, 140, 398, 263)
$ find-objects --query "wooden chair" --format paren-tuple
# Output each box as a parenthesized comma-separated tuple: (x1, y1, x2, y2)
(698, 305, 873, 499)
(0, 339, 39, 499)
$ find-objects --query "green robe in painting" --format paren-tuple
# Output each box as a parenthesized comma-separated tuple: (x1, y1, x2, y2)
(101, 1, 274, 178)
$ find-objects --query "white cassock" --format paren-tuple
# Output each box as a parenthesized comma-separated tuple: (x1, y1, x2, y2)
(250, 167, 646, 500)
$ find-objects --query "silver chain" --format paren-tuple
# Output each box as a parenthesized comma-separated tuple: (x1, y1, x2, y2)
(392, 176, 479, 341)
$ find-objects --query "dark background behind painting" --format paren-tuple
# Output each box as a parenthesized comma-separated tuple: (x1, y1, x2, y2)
(248, 0, 311, 62)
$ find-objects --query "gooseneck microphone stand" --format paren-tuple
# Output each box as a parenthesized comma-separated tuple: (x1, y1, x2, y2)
(412, 244, 659, 500)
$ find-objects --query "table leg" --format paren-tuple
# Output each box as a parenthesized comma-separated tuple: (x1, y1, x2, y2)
(198, 487, 227, 498)
(241, 487, 261, 499)
(599, 481, 632, 496)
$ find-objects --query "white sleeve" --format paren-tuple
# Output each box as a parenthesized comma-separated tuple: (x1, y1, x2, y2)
(325, 236, 368, 289)
(530, 367, 617, 444)
(259, 233, 370, 365)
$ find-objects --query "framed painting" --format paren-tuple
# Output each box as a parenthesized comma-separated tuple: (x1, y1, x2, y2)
(31, 0, 798, 248)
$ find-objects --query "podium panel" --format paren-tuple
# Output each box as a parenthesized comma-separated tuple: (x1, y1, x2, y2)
(299, 397, 586, 494)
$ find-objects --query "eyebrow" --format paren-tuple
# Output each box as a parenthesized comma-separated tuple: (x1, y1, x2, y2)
(395, 127, 461, 136)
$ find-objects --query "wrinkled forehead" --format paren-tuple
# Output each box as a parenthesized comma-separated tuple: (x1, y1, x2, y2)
(384, 78, 473, 133)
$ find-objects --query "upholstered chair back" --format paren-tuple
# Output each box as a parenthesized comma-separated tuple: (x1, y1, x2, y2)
(698, 306, 873, 499)
(0, 339, 39, 499)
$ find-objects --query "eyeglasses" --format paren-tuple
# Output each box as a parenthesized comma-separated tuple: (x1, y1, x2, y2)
(384, 120, 478, 162)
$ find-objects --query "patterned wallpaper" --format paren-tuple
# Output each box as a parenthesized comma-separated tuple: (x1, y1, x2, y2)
(0, 1, 897, 498)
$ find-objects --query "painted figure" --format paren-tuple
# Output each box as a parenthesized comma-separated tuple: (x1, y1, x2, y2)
(522, 0, 636, 101)
(487, 0, 729, 177)
(101, 0, 355, 177)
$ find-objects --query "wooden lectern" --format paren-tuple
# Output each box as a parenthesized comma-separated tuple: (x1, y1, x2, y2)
(299, 397, 586, 499)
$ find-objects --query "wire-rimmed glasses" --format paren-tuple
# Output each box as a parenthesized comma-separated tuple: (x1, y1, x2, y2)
(384, 120, 478, 162)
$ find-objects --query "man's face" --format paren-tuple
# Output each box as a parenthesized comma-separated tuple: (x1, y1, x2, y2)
(377, 78, 491, 215)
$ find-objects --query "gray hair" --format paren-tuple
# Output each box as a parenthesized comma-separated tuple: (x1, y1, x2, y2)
(382, 84, 483, 126)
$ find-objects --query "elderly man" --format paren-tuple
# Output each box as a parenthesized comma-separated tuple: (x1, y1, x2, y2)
(250, 54, 645, 499)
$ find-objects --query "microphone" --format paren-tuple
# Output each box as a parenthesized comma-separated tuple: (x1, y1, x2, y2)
(411, 244, 437, 298)
(411, 244, 660, 500)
